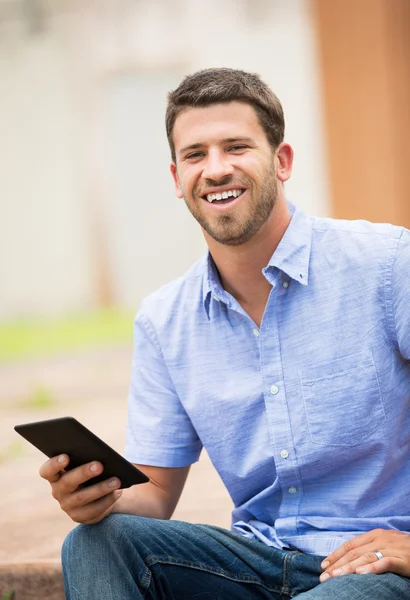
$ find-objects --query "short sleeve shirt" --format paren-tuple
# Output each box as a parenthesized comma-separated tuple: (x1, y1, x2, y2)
(125, 203, 410, 556)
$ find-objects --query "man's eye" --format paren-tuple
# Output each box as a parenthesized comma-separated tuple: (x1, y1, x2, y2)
(186, 152, 204, 160)
(229, 145, 247, 152)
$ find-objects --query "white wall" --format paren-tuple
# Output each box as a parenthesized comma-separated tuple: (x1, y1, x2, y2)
(101, 69, 205, 306)
(0, 0, 330, 319)
(0, 24, 94, 319)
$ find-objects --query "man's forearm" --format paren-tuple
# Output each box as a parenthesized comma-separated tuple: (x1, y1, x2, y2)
(112, 480, 177, 520)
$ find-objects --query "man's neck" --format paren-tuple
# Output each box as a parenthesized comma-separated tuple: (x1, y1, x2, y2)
(206, 197, 291, 323)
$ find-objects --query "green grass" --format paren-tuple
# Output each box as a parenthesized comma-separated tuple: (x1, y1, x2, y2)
(0, 309, 134, 362)
(0, 441, 25, 465)
(17, 385, 57, 410)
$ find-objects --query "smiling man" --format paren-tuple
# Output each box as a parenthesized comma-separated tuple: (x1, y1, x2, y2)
(41, 68, 410, 599)
(171, 101, 283, 249)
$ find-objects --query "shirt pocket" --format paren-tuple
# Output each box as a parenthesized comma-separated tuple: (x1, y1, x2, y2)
(299, 350, 385, 447)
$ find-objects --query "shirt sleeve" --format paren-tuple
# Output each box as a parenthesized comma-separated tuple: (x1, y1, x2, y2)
(124, 308, 202, 467)
(391, 227, 410, 360)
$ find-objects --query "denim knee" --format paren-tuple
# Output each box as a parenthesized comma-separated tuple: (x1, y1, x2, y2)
(62, 514, 142, 566)
(61, 515, 153, 600)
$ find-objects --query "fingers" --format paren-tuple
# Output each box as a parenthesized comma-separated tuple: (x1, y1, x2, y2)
(39, 454, 70, 484)
(320, 547, 383, 581)
(356, 555, 395, 575)
(68, 489, 123, 525)
(321, 552, 406, 581)
(321, 530, 377, 570)
(320, 529, 410, 582)
(56, 460, 107, 494)
(58, 475, 122, 513)
(56, 470, 123, 524)
(41, 455, 123, 524)
(41, 456, 108, 493)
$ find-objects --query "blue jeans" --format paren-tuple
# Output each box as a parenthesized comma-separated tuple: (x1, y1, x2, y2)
(62, 515, 410, 599)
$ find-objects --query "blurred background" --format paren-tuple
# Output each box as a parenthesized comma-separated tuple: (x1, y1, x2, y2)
(0, 0, 409, 327)
(0, 0, 409, 564)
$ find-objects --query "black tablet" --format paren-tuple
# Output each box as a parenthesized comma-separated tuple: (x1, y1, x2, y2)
(14, 416, 149, 488)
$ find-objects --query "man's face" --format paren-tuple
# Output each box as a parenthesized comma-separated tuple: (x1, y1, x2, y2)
(170, 102, 281, 246)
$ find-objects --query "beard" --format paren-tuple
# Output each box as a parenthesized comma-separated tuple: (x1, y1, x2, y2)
(183, 164, 279, 247)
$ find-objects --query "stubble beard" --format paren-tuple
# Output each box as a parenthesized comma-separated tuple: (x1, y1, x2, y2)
(183, 168, 279, 247)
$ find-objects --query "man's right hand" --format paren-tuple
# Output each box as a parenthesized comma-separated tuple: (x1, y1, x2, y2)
(39, 455, 123, 525)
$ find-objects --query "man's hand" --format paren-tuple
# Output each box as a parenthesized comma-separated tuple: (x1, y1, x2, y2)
(39, 454, 123, 525)
(320, 529, 410, 582)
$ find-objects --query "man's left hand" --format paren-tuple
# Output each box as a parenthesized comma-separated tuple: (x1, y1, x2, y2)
(320, 529, 410, 582)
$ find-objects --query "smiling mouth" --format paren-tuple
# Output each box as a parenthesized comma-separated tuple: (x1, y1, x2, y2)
(202, 188, 245, 204)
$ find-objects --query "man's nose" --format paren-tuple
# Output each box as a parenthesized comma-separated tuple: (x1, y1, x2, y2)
(202, 151, 234, 182)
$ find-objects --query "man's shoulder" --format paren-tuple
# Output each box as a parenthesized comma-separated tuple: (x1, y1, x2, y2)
(310, 214, 407, 262)
(137, 254, 207, 324)
(311, 214, 405, 240)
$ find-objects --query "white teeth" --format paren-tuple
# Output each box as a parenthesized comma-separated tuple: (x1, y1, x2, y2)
(205, 189, 244, 202)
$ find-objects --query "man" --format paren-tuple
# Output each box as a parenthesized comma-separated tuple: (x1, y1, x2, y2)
(41, 68, 410, 599)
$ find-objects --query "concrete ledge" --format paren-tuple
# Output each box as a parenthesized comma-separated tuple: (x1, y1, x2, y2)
(0, 560, 64, 600)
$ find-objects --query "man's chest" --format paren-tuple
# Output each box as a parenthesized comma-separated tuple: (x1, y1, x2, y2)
(161, 290, 401, 469)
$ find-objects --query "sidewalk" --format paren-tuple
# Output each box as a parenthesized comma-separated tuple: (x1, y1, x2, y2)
(0, 344, 232, 596)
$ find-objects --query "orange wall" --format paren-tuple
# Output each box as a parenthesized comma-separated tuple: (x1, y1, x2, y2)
(314, 0, 410, 227)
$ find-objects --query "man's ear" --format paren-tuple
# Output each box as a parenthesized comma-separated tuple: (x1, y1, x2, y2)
(275, 143, 294, 183)
(170, 162, 184, 198)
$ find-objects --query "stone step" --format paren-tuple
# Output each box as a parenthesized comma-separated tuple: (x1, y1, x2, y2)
(0, 561, 64, 600)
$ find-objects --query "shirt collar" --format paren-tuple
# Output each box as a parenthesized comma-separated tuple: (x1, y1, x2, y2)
(203, 252, 228, 316)
(264, 201, 312, 286)
(203, 201, 312, 316)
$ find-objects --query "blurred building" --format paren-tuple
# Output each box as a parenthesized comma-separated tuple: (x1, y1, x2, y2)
(0, 0, 408, 320)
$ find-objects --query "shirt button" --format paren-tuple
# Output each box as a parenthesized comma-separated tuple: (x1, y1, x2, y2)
(214, 295, 220, 302)
(282, 281, 289, 289)
(270, 385, 279, 395)
(280, 450, 289, 459)
(288, 486, 297, 494)
(252, 329, 260, 337)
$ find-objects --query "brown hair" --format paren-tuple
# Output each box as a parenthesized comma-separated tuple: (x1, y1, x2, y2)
(166, 67, 285, 162)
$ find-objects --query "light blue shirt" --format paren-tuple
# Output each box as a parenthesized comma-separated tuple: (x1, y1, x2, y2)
(125, 203, 410, 557)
